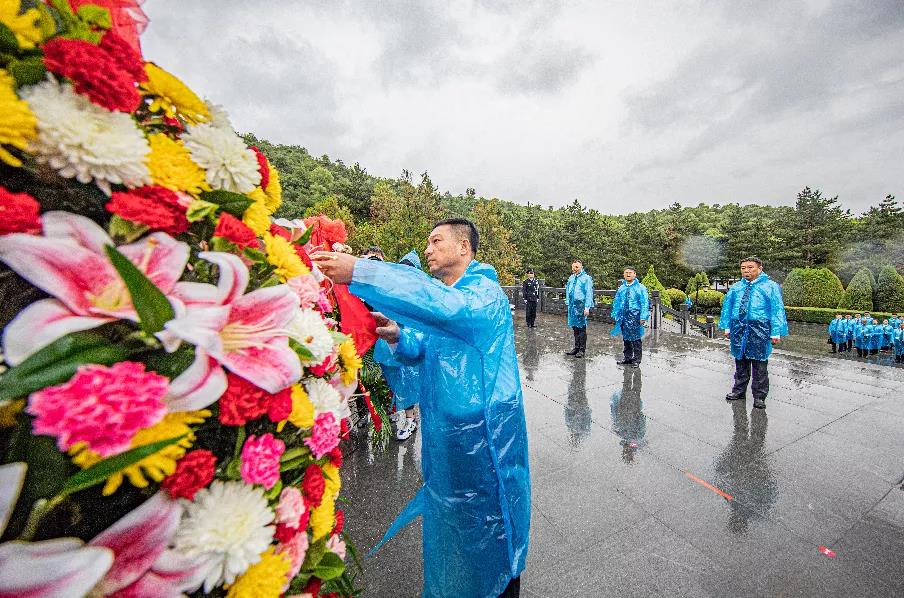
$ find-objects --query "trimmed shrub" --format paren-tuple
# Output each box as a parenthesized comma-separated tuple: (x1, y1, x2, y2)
(641, 265, 671, 307)
(663, 288, 687, 306)
(838, 267, 874, 311)
(781, 267, 845, 308)
(694, 289, 725, 309)
(785, 307, 893, 325)
(874, 265, 904, 313)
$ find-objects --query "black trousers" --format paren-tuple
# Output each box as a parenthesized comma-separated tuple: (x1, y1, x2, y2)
(830, 342, 837, 353)
(623, 338, 642, 363)
(731, 358, 769, 400)
(572, 326, 587, 351)
(498, 577, 520, 598)
(525, 300, 537, 326)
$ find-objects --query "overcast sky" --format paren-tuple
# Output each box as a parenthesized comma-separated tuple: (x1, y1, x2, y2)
(142, 0, 904, 214)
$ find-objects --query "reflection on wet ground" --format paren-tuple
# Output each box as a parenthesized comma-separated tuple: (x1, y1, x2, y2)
(342, 312, 904, 597)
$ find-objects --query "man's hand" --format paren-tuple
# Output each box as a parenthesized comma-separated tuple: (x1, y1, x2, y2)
(771, 336, 781, 346)
(724, 330, 730, 338)
(372, 311, 400, 344)
(310, 251, 358, 284)
(583, 308, 590, 317)
(640, 320, 647, 326)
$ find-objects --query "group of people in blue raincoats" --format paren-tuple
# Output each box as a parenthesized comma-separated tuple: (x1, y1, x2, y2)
(830, 312, 904, 363)
(313, 218, 530, 598)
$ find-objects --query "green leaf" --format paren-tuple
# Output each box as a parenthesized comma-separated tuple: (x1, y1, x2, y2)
(296, 225, 314, 245)
(289, 338, 315, 361)
(0, 331, 131, 402)
(312, 552, 346, 581)
(242, 247, 267, 262)
(186, 199, 219, 222)
(7, 55, 46, 86)
(105, 245, 175, 334)
(75, 4, 111, 29)
(0, 22, 19, 52)
(61, 435, 185, 496)
(108, 215, 150, 244)
(200, 190, 253, 218)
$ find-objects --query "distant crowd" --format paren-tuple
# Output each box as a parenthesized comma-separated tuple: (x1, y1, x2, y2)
(827, 313, 904, 364)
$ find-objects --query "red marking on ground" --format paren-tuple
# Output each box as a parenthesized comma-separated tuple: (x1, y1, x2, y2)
(818, 546, 836, 558)
(685, 471, 734, 501)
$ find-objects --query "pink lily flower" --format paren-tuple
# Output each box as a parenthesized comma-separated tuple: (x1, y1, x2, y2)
(163, 252, 302, 393)
(0, 212, 189, 366)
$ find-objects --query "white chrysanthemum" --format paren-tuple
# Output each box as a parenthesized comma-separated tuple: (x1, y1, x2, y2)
(173, 481, 274, 592)
(204, 99, 233, 130)
(182, 123, 260, 193)
(305, 377, 351, 420)
(21, 78, 151, 195)
(286, 308, 335, 364)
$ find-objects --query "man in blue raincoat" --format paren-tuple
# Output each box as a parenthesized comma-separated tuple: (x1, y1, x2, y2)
(565, 260, 594, 358)
(841, 314, 853, 352)
(376, 249, 424, 441)
(719, 256, 788, 410)
(828, 314, 843, 353)
(611, 266, 650, 367)
(894, 321, 904, 363)
(312, 218, 530, 598)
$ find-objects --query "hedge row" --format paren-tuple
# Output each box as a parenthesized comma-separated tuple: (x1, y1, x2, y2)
(784, 307, 895, 325)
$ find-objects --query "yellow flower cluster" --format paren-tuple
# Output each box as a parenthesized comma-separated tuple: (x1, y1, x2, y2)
(225, 548, 291, 598)
(140, 63, 211, 125)
(147, 133, 210, 196)
(242, 192, 271, 235)
(263, 231, 309, 281)
(0, 69, 37, 167)
(337, 339, 362, 385)
(282, 383, 315, 431)
(70, 410, 211, 495)
(262, 159, 282, 212)
(311, 462, 342, 541)
(0, 0, 43, 49)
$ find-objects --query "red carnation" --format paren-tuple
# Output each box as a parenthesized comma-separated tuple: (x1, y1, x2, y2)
(106, 186, 190, 234)
(328, 447, 343, 468)
(303, 214, 347, 251)
(161, 450, 216, 500)
(213, 213, 258, 250)
(267, 387, 292, 423)
(302, 464, 325, 507)
(303, 579, 322, 596)
(250, 147, 270, 190)
(274, 522, 299, 544)
(218, 373, 271, 425)
(333, 509, 345, 536)
(0, 187, 42, 235)
(42, 37, 142, 112)
(98, 31, 147, 82)
(269, 223, 291, 240)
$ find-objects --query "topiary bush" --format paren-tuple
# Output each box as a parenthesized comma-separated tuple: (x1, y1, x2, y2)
(641, 265, 671, 307)
(694, 289, 725, 309)
(663, 288, 687, 306)
(781, 267, 845, 308)
(685, 272, 711, 296)
(874, 264, 904, 313)
(838, 267, 874, 311)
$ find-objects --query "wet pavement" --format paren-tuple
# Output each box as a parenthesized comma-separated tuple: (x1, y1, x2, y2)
(342, 312, 904, 597)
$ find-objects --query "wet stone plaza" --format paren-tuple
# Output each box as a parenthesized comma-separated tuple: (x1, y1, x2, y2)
(342, 312, 904, 597)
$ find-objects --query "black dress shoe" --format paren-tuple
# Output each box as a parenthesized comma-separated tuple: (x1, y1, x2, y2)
(565, 348, 578, 356)
(616, 360, 632, 365)
(574, 351, 585, 358)
(725, 393, 745, 401)
(753, 397, 766, 409)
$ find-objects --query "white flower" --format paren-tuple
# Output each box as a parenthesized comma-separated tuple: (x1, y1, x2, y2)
(172, 481, 274, 592)
(182, 123, 260, 193)
(204, 99, 233, 130)
(286, 308, 335, 364)
(305, 377, 350, 420)
(21, 78, 150, 195)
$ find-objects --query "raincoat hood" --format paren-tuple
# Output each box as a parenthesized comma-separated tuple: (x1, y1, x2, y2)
(399, 250, 422, 269)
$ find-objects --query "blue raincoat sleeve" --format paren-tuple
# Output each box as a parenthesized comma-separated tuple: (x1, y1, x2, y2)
(718, 284, 737, 331)
(373, 328, 426, 410)
(768, 282, 789, 337)
(349, 258, 531, 598)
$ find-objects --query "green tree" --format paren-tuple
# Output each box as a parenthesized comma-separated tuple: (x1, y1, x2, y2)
(838, 267, 874, 311)
(470, 198, 522, 285)
(874, 265, 904, 313)
(641, 265, 670, 307)
(786, 187, 851, 268)
(781, 267, 845, 308)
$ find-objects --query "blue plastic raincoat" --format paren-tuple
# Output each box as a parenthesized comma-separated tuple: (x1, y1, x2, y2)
(350, 259, 531, 598)
(866, 323, 881, 351)
(894, 326, 904, 356)
(853, 319, 865, 348)
(565, 270, 594, 327)
(882, 323, 894, 348)
(399, 249, 422, 269)
(611, 280, 650, 341)
(719, 273, 788, 361)
(842, 318, 854, 341)
(890, 317, 901, 330)
(828, 318, 845, 344)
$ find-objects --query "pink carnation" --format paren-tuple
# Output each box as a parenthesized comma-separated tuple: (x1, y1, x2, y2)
(326, 534, 347, 560)
(27, 362, 168, 457)
(304, 412, 340, 459)
(240, 433, 286, 489)
(287, 274, 322, 310)
(276, 486, 307, 528)
(277, 530, 310, 582)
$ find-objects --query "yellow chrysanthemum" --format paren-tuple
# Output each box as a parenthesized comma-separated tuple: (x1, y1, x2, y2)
(0, 1, 42, 50)
(0, 399, 24, 428)
(225, 548, 291, 598)
(322, 462, 341, 497)
(0, 69, 37, 167)
(242, 198, 271, 236)
(337, 339, 362, 385)
(310, 489, 336, 542)
(140, 63, 210, 125)
(70, 410, 211, 495)
(147, 133, 210, 196)
(280, 383, 315, 431)
(263, 161, 282, 213)
(263, 232, 309, 281)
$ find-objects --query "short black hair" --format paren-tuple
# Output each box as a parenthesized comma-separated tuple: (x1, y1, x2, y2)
(433, 218, 479, 255)
(740, 256, 763, 267)
(363, 245, 385, 258)
(623, 266, 637, 273)
(526, 267, 534, 273)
